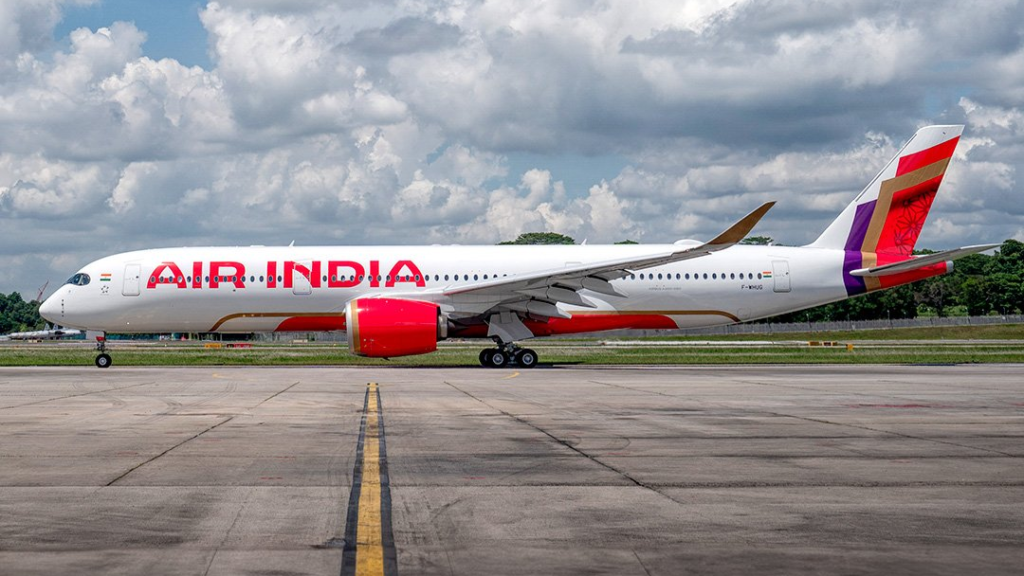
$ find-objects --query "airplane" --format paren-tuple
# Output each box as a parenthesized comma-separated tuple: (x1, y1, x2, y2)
(0, 326, 83, 341)
(40, 125, 997, 369)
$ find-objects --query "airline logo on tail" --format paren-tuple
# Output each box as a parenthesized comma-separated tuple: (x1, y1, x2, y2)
(821, 125, 964, 296)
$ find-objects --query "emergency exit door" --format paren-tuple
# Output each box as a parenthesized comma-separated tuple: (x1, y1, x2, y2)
(772, 260, 791, 293)
(122, 264, 141, 296)
(292, 261, 313, 296)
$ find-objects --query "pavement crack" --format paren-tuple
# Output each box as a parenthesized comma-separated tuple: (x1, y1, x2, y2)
(633, 550, 653, 576)
(764, 411, 1019, 458)
(0, 381, 154, 410)
(443, 380, 688, 508)
(105, 416, 235, 486)
(251, 380, 300, 410)
(590, 378, 1019, 458)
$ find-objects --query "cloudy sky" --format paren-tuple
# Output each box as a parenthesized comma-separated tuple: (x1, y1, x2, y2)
(2, 0, 1024, 297)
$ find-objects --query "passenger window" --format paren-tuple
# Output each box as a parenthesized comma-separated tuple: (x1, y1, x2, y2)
(730, 273, 735, 280)
(758, 273, 762, 279)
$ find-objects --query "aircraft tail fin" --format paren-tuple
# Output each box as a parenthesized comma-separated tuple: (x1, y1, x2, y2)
(810, 125, 964, 255)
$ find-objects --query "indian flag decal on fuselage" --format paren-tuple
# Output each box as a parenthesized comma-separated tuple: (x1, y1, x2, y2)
(100, 273, 112, 282)
(762, 270, 772, 278)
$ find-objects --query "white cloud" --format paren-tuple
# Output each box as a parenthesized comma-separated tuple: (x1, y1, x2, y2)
(3, 0, 1024, 296)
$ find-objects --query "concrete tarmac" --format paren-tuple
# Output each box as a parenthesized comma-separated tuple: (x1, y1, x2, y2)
(0, 365, 1022, 575)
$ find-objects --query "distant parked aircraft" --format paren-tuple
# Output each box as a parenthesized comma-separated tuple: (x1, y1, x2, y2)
(1, 326, 83, 341)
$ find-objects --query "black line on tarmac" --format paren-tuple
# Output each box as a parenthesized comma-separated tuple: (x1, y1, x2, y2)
(443, 380, 681, 505)
(767, 411, 1019, 458)
(251, 380, 300, 409)
(633, 550, 653, 576)
(588, 378, 1020, 458)
(0, 381, 154, 410)
(105, 416, 235, 486)
(340, 387, 369, 576)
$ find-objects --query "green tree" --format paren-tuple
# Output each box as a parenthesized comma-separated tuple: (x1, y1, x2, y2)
(498, 232, 576, 245)
(985, 273, 1023, 315)
(958, 277, 991, 316)
(615, 240, 639, 245)
(0, 292, 44, 334)
(915, 275, 958, 317)
(740, 235, 774, 246)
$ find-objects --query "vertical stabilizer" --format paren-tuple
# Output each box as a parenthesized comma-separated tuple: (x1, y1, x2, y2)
(810, 125, 963, 254)
(810, 125, 964, 296)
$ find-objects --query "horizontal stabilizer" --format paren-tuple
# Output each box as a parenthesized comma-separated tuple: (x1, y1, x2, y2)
(850, 244, 999, 277)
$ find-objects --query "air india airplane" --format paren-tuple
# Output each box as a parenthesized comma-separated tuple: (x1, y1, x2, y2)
(40, 125, 996, 368)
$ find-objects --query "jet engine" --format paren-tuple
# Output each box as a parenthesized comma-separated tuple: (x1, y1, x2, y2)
(345, 298, 447, 357)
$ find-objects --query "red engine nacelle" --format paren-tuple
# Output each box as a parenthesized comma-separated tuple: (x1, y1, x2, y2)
(345, 298, 446, 357)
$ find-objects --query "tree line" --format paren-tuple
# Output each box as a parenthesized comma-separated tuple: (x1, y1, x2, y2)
(0, 292, 43, 334)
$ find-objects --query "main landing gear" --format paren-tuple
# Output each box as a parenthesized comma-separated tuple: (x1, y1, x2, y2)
(94, 335, 112, 369)
(478, 344, 538, 369)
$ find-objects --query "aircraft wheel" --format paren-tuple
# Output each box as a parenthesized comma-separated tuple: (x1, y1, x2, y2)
(95, 353, 112, 369)
(515, 348, 538, 369)
(487, 349, 509, 368)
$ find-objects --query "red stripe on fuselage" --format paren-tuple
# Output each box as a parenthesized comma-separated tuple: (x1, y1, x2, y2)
(275, 316, 348, 332)
(451, 313, 681, 338)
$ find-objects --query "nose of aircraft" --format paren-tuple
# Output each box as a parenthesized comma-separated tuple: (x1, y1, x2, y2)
(39, 292, 60, 324)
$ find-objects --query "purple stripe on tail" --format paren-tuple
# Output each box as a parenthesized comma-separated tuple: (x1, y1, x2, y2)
(843, 250, 866, 296)
(842, 201, 875, 295)
(845, 201, 875, 251)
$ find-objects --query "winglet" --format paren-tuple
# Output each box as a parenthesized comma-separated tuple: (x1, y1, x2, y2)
(706, 202, 775, 247)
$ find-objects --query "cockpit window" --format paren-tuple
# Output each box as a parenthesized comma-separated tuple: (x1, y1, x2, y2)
(65, 273, 91, 286)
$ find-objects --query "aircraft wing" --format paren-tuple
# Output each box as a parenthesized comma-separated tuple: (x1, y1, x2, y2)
(849, 244, 999, 277)
(415, 202, 774, 320)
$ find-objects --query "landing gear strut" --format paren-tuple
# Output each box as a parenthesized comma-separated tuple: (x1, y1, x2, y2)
(94, 335, 112, 369)
(479, 343, 538, 369)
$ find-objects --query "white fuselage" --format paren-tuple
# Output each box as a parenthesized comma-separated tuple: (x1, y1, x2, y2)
(41, 244, 850, 336)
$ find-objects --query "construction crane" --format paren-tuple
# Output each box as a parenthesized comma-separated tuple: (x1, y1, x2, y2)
(35, 281, 49, 303)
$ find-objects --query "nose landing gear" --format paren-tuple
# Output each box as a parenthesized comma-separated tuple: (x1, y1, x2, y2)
(94, 335, 112, 368)
(478, 344, 538, 368)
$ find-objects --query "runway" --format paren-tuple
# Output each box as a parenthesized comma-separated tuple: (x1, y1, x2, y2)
(0, 365, 1022, 575)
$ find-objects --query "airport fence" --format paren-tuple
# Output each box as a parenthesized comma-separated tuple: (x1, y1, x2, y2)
(601, 314, 1024, 338)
